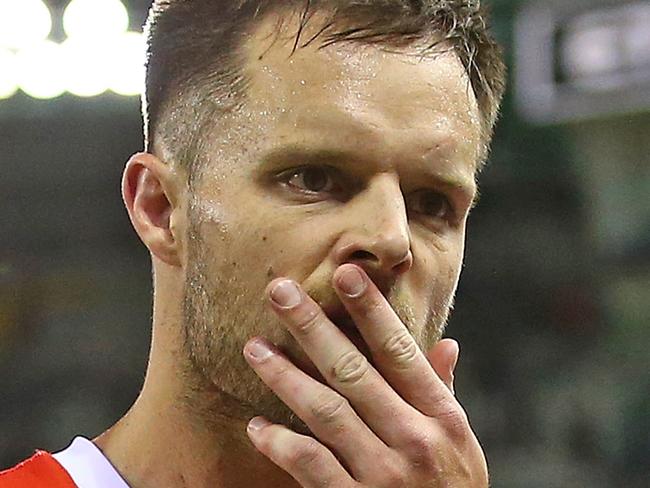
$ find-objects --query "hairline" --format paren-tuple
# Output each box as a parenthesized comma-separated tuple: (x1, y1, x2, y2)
(148, 5, 497, 181)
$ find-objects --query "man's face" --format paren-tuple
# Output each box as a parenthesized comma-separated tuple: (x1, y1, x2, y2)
(178, 18, 483, 431)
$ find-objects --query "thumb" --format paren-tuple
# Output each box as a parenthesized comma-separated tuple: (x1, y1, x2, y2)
(426, 338, 460, 394)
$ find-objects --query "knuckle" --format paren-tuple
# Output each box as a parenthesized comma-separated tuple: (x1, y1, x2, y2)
(429, 401, 471, 441)
(284, 438, 322, 467)
(293, 307, 322, 335)
(382, 330, 419, 367)
(267, 362, 291, 385)
(402, 431, 441, 470)
(440, 408, 471, 440)
(363, 294, 382, 311)
(330, 350, 369, 384)
(311, 392, 349, 424)
(373, 459, 406, 487)
(404, 431, 436, 456)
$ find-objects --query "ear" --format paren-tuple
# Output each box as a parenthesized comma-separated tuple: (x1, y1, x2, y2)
(122, 152, 184, 267)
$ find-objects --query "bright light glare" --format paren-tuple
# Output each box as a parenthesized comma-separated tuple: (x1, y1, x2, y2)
(62, 38, 110, 97)
(107, 32, 145, 96)
(0, 49, 18, 99)
(563, 25, 620, 78)
(1, 0, 143, 100)
(64, 0, 129, 40)
(16, 41, 66, 99)
(0, 0, 52, 50)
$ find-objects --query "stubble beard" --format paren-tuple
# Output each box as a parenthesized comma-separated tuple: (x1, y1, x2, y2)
(177, 214, 455, 436)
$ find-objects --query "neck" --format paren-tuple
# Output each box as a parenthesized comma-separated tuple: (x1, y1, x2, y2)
(93, 266, 299, 488)
(93, 342, 299, 488)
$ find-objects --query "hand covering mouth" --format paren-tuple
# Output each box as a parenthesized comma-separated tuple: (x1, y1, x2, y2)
(321, 302, 356, 332)
(321, 302, 373, 359)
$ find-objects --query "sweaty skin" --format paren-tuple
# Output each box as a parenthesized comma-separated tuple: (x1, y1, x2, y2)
(93, 12, 484, 488)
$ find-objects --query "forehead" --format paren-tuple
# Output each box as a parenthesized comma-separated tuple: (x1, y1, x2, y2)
(239, 13, 483, 174)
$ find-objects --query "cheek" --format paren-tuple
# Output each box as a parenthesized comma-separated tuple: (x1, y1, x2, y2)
(192, 201, 326, 286)
(412, 237, 464, 305)
(240, 205, 338, 278)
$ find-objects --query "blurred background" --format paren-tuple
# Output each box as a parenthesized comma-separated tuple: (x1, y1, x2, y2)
(0, 0, 648, 486)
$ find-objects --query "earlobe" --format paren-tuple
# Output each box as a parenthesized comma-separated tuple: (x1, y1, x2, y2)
(122, 152, 183, 267)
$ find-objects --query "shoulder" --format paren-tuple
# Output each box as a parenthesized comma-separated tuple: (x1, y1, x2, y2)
(0, 450, 77, 488)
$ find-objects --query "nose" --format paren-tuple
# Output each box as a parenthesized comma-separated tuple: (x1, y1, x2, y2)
(333, 174, 413, 283)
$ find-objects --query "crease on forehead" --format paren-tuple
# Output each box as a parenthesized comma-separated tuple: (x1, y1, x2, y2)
(253, 48, 477, 113)
(240, 8, 483, 168)
(261, 106, 473, 172)
(254, 20, 477, 101)
(253, 11, 477, 89)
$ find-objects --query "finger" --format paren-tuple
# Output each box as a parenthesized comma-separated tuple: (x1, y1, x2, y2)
(246, 416, 358, 488)
(265, 279, 419, 443)
(333, 264, 456, 416)
(426, 338, 459, 394)
(243, 336, 388, 477)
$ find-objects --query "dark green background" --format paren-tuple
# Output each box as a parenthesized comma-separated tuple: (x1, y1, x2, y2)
(1, 1, 648, 486)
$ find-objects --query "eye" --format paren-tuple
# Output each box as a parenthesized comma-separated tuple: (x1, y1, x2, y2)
(284, 166, 337, 193)
(408, 190, 453, 220)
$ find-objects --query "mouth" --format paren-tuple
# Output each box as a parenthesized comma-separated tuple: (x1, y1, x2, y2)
(322, 304, 371, 356)
(288, 302, 374, 383)
(322, 302, 355, 332)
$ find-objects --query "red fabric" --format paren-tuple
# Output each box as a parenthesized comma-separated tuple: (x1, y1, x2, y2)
(0, 450, 77, 488)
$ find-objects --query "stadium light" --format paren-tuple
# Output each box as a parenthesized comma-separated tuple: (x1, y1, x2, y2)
(16, 41, 66, 99)
(1, 0, 143, 100)
(63, 0, 130, 40)
(0, 49, 18, 99)
(515, 0, 650, 123)
(0, 0, 52, 50)
(562, 24, 621, 88)
(107, 32, 146, 97)
(62, 38, 111, 97)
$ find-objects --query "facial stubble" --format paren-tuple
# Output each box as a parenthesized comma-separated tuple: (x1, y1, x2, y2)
(178, 202, 454, 436)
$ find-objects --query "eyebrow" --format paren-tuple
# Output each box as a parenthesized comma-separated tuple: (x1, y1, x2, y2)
(262, 146, 356, 167)
(260, 144, 477, 200)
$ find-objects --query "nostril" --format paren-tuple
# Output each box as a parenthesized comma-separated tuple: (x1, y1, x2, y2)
(350, 250, 377, 262)
(393, 255, 412, 275)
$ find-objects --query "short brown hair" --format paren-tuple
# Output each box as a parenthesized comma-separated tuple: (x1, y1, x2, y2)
(143, 0, 506, 176)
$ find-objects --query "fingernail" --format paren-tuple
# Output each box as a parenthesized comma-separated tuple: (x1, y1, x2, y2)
(248, 416, 271, 433)
(337, 267, 366, 297)
(270, 280, 302, 308)
(245, 338, 275, 361)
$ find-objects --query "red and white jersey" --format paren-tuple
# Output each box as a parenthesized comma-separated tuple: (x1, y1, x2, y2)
(0, 437, 129, 488)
